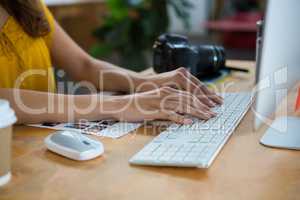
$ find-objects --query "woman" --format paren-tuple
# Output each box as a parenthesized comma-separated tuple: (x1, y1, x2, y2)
(0, 0, 222, 124)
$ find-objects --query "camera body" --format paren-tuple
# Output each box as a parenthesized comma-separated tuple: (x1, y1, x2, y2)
(153, 34, 226, 78)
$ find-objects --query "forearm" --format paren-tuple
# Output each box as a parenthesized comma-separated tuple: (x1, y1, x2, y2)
(76, 58, 145, 93)
(0, 88, 119, 124)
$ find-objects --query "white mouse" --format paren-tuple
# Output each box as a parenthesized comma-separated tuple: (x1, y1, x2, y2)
(45, 131, 104, 161)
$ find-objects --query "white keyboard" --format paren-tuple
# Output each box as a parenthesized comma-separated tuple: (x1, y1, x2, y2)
(129, 92, 253, 168)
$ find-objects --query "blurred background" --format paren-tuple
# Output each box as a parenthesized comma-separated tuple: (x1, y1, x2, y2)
(46, 0, 265, 72)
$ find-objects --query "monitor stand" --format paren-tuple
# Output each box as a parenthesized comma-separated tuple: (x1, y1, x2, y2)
(260, 117, 300, 150)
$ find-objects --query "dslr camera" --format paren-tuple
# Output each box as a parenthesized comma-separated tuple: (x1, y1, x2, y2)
(153, 34, 226, 78)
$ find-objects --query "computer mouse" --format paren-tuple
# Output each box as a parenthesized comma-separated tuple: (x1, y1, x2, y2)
(45, 131, 104, 161)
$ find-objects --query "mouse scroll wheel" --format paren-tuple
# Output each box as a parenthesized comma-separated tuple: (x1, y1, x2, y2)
(83, 140, 91, 145)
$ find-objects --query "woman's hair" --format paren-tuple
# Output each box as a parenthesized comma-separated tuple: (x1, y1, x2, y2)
(0, 0, 50, 37)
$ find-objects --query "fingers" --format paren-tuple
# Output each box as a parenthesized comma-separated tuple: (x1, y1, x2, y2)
(189, 75, 223, 104)
(159, 87, 216, 120)
(174, 68, 223, 105)
(165, 100, 215, 120)
(174, 69, 215, 107)
(155, 111, 192, 125)
(161, 87, 211, 111)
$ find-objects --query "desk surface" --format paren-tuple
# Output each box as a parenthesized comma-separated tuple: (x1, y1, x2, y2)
(1, 60, 300, 200)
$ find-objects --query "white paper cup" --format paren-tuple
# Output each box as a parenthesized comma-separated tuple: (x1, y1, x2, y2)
(0, 100, 17, 187)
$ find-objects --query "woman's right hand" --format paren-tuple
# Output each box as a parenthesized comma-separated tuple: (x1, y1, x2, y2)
(113, 87, 217, 124)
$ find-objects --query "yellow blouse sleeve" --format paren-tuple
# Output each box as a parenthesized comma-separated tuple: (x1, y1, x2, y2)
(41, 1, 55, 49)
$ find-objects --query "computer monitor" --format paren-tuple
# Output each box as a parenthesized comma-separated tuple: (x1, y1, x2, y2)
(254, 0, 300, 130)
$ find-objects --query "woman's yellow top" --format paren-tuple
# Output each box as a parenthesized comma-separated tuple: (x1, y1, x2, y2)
(0, 2, 56, 92)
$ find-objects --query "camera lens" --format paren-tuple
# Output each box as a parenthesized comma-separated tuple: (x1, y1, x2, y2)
(195, 45, 226, 76)
(214, 46, 226, 70)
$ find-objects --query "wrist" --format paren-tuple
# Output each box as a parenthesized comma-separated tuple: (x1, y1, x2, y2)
(101, 95, 130, 120)
(132, 75, 159, 92)
(131, 75, 148, 93)
(76, 95, 123, 121)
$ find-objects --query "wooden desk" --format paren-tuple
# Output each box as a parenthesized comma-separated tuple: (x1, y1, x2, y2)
(1, 61, 300, 200)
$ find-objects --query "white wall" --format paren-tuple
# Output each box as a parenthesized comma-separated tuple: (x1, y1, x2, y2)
(168, 0, 211, 35)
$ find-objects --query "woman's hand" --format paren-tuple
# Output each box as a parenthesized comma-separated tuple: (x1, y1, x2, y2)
(135, 67, 223, 107)
(113, 87, 217, 124)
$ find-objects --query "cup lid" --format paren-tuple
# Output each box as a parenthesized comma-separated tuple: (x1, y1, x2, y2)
(0, 99, 17, 129)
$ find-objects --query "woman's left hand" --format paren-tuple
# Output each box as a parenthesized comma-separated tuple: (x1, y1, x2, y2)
(135, 67, 223, 107)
